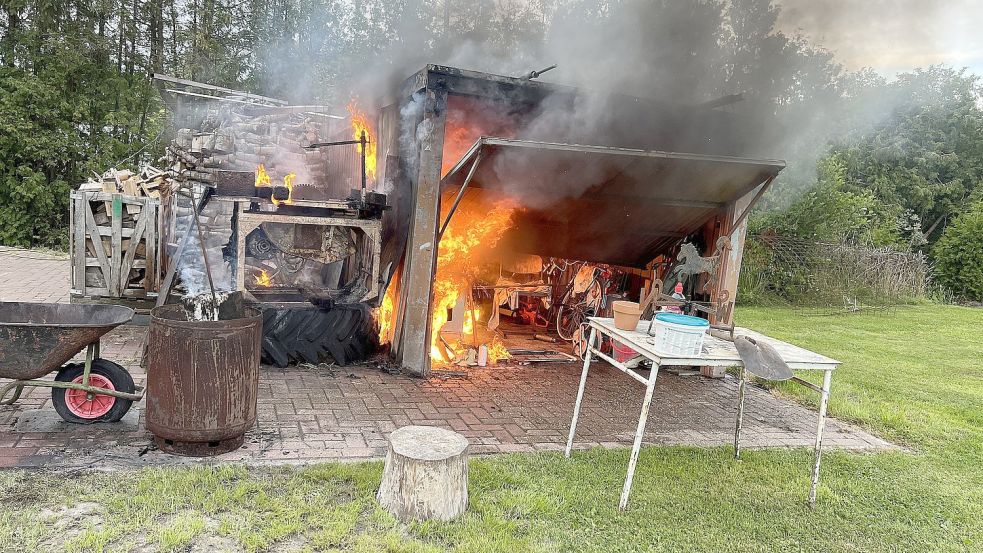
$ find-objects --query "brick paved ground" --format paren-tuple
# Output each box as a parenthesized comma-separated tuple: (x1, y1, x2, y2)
(0, 248, 893, 469)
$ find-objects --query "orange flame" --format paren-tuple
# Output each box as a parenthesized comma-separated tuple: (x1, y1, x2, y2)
(430, 194, 517, 364)
(377, 283, 397, 343)
(487, 337, 511, 364)
(347, 101, 377, 182)
(273, 173, 296, 206)
(255, 164, 271, 187)
(255, 270, 272, 287)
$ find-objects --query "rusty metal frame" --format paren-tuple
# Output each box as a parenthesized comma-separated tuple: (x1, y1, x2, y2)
(437, 150, 484, 242)
(390, 65, 786, 378)
(234, 211, 383, 302)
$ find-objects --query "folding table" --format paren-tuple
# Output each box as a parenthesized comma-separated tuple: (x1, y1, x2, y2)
(565, 317, 840, 510)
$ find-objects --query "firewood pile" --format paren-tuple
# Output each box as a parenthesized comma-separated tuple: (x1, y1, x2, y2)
(164, 108, 355, 197)
(71, 166, 166, 299)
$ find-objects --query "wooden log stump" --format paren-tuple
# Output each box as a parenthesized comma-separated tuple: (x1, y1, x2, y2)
(377, 425, 469, 522)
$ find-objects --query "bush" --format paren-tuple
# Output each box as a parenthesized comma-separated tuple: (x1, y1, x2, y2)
(932, 202, 983, 301)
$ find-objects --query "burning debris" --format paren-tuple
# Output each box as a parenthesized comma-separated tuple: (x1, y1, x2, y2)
(430, 192, 518, 366)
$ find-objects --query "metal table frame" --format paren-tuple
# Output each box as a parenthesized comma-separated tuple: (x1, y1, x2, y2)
(565, 317, 840, 510)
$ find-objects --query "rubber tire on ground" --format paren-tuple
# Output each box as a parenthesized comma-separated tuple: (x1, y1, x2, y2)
(51, 360, 135, 424)
(261, 303, 379, 367)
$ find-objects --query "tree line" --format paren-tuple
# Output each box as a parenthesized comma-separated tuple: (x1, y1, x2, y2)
(1, 1, 982, 298)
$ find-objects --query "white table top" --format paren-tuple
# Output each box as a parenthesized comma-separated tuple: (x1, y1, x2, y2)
(589, 317, 840, 370)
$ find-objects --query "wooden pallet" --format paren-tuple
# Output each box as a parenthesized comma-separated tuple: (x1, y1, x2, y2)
(69, 191, 161, 299)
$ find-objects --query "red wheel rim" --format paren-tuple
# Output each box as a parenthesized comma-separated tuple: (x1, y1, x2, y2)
(65, 374, 116, 419)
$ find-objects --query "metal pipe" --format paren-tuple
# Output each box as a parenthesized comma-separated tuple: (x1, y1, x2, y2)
(437, 151, 484, 242)
(566, 326, 596, 458)
(809, 369, 833, 507)
(303, 139, 363, 149)
(80, 342, 94, 389)
(734, 367, 747, 458)
(360, 130, 367, 196)
(191, 192, 219, 311)
(730, 174, 776, 232)
(0, 379, 144, 402)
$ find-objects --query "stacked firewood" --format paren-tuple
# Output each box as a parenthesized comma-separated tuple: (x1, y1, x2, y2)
(164, 109, 350, 193)
(71, 166, 166, 298)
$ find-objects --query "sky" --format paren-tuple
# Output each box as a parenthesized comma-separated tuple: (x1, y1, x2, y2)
(775, 0, 983, 76)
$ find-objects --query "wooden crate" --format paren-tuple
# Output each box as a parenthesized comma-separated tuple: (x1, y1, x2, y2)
(69, 191, 161, 299)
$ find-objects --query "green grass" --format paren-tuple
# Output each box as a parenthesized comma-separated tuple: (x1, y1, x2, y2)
(0, 304, 980, 552)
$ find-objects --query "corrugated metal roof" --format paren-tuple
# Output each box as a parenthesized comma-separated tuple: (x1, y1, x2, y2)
(440, 138, 785, 267)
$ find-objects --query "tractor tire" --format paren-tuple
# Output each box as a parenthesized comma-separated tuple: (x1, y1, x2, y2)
(260, 304, 378, 367)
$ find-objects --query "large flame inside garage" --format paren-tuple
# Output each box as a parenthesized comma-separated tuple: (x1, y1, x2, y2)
(372, 66, 784, 376)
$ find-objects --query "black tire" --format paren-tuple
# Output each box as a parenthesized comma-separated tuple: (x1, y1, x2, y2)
(51, 360, 135, 424)
(261, 303, 378, 367)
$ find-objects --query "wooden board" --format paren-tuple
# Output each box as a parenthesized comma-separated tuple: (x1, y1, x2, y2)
(70, 191, 161, 299)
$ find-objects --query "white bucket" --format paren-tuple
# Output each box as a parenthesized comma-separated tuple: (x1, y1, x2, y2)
(649, 313, 708, 357)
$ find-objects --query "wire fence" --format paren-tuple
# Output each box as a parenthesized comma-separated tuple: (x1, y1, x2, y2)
(738, 234, 928, 313)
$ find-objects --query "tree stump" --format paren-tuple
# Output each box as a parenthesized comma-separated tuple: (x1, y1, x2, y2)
(377, 425, 470, 522)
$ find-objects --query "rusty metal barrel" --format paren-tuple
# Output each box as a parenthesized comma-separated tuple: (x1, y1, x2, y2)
(146, 304, 262, 456)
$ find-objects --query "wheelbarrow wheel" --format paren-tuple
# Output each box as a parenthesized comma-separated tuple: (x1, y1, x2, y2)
(51, 360, 135, 424)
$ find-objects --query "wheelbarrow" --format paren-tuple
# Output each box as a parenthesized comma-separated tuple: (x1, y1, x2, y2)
(0, 302, 144, 423)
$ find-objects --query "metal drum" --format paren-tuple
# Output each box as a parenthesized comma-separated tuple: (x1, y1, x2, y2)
(146, 304, 262, 456)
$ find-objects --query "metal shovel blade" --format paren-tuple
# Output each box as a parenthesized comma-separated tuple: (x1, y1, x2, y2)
(734, 335, 794, 381)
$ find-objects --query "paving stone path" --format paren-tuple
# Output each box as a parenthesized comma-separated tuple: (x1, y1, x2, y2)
(0, 248, 892, 469)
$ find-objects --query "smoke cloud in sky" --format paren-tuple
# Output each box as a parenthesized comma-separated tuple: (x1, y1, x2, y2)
(776, 0, 983, 76)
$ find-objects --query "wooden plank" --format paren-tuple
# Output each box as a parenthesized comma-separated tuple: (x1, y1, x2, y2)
(79, 191, 153, 203)
(145, 202, 158, 292)
(86, 226, 136, 238)
(82, 197, 112, 291)
(86, 259, 146, 269)
(120, 203, 150, 289)
(72, 195, 86, 294)
(156, 215, 195, 307)
(111, 194, 123, 295)
(119, 205, 150, 293)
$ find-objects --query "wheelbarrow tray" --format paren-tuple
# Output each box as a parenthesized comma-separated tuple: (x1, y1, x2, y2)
(0, 302, 134, 380)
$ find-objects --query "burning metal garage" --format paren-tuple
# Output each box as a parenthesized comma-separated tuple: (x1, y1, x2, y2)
(68, 65, 784, 378)
(375, 65, 784, 376)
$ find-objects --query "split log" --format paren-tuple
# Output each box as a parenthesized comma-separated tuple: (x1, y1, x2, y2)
(377, 425, 469, 522)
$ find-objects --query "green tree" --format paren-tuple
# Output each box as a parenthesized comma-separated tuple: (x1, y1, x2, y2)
(932, 201, 983, 301)
(830, 67, 983, 244)
(756, 155, 899, 245)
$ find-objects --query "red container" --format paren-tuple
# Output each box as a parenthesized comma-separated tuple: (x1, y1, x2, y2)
(612, 339, 638, 363)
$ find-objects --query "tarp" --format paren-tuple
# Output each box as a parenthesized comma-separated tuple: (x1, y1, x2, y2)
(440, 137, 785, 267)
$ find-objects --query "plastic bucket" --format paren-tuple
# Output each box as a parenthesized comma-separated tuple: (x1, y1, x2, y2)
(649, 312, 709, 357)
(612, 301, 642, 330)
(612, 340, 638, 362)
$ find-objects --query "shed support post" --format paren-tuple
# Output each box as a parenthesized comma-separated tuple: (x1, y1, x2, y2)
(716, 178, 772, 326)
(395, 84, 448, 377)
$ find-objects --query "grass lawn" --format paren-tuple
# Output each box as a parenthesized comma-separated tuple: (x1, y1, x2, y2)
(0, 304, 980, 552)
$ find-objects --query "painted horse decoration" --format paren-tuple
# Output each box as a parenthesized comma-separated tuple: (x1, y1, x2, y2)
(666, 237, 731, 292)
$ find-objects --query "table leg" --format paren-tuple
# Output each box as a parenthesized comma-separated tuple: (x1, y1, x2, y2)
(619, 365, 659, 511)
(734, 367, 747, 459)
(565, 327, 597, 458)
(808, 369, 833, 507)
